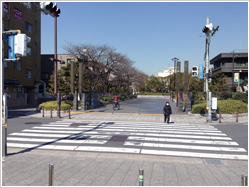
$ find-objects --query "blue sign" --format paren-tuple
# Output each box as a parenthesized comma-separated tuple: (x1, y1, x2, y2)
(199, 64, 203, 79)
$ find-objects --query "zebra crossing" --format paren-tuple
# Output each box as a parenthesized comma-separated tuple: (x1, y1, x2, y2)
(7, 120, 248, 160)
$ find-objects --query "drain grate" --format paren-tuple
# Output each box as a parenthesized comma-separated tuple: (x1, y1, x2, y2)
(70, 123, 88, 126)
(109, 136, 128, 142)
(25, 122, 42, 124)
(204, 159, 222, 165)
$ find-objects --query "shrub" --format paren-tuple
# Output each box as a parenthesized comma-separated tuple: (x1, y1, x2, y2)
(39, 101, 71, 111)
(191, 99, 248, 114)
(232, 92, 248, 104)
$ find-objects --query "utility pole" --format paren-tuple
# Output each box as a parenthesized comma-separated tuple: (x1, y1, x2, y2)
(202, 17, 219, 123)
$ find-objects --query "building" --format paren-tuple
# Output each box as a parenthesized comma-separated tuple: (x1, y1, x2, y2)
(210, 52, 248, 90)
(158, 67, 175, 78)
(3, 2, 41, 94)
(41, 54, 96, 93)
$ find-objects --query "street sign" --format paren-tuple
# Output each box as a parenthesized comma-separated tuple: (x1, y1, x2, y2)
(199, 64, 203, 79)
(234, 73, 239, 82)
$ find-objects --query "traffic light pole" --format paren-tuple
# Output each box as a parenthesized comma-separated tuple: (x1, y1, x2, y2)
(54, 14, 60, 118)
(205, 17, 212, 123)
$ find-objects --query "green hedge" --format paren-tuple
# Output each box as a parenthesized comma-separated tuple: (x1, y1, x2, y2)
(39, 101, 71, 111)
(232, 92, 248, 104)
(191, 99, 248, 114)
(140, 92, 170, 95)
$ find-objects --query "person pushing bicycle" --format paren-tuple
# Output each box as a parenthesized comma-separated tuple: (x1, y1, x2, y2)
(114, 94, 119, 109)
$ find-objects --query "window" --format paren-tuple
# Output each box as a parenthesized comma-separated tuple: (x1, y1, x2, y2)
(25, 69, 32, 78)
(27, 46, 32, 56)
(236, 61, 246, 66)
(41, 72, 49, 80)
(14, 61, 22, 70)
(25, 21, 32, 33)
(35, 20, 37, 34)
(67, 59, 74, 64)
(35, 43, 37, 56)
(35, 65, 37, 79)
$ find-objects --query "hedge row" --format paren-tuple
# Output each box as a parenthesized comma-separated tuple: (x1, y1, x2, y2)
(191, 99, 248, 114)
(100, 93, 137, 103)
(38, 101, 71, 111)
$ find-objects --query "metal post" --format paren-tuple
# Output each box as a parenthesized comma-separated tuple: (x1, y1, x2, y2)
(219, 110, 221, 123)
(139, 107, 140, 115)
(241, 175, 248, 186)
(42, 106, 44, 117)
(49, 164, 54, 186)
(232, 51, 234, 91)
(57, 93, 60, 118)
(5, 107, 8, 156)
(236, 109, 238, 123)
(50, 106, 52, 118)
(68, 107, 71, 119)
(139, 169, 144, 186)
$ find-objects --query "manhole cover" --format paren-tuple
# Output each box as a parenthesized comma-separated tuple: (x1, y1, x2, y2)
(204, 159, 222, 165)
(109, 136, 128, 142)
(25, 122, 42, 124)
(71, 123, 88, 126)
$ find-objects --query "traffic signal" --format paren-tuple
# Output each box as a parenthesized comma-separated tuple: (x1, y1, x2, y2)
(40, 2, 61, 17)
(14, 33, 31, 57)
(192, 66, 198, 77)
(202, 23, 214, 34)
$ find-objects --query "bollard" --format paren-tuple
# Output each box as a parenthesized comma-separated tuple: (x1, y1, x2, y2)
(42, 106, 44, 117)
(139, 169, 144, 186)
(49, 164, 54, 186)
(68, 107, 71, 119)
(236, 110, 238, 123)
(112, 107, 113, 114)
(219, 110, 221, 123)
(50, 106, 52, 118)
(241, 175, 248, 186)
(139, 107, 140, 115)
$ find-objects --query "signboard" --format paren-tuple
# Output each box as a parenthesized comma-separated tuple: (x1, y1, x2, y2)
(4, 79, 19, 85)
(4, 2, 9, 14)
(234, 73, 239, 82)
(199, 64, 203, 79)
(14, 7, 22, 21)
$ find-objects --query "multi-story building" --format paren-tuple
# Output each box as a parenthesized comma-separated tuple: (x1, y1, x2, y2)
(3, 2, 41, 94)
(210, 51, 248, 90)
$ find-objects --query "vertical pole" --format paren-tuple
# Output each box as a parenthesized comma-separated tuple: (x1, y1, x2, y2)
(57, 93, 60, 118)
(236, 109, 238, 123)
(4, 94, 7, 156)
(49, 164, 54, 186)
(42, 106, 44, 117)
(54, 16, 57, 95)
(139, 107, 140, 115)
(241, 175, 248, 186)
(232, 51, 234, 91)
(79, 61, 83, 95)
(68, 107, 71, 119)
(50, 106, 52, 118)
(219, 110, 221, 123)
(139, 169, 144, 186)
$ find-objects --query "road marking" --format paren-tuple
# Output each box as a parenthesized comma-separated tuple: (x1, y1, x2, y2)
(75, 146, 140, 153)
(124, 141, 247, 152)
(41, 124, 70, 127)
(141, 149, 248, 160)
(22, 129, 231, 140)
(127, 136, 238, 145)
(7, 137, 107, 144)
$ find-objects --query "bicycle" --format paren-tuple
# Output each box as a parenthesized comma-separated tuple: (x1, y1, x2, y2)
(113, 102, 120, 110)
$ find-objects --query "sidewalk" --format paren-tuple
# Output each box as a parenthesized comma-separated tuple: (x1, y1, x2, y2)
(26, 110, 248, 124)
(2, 147, 248, 186)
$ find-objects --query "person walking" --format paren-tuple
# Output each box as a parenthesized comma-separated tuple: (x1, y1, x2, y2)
(163, 101, 172, 124)
(114, 94, 119, 109)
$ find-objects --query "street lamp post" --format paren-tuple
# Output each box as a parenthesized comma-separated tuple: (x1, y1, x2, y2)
(172, 57, 179, 106)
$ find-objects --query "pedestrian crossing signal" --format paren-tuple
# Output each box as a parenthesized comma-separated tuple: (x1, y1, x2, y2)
(192, 66, 198, 77)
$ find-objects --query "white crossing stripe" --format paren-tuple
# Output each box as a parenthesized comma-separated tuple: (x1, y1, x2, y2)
(7, 137, 107, 144)
(124, 141, 246, 152)
(141, 149, 248, 160)
(127, 136, 238, 145)
(7, 143, 140, 153)
(22, 129, 231, 140)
